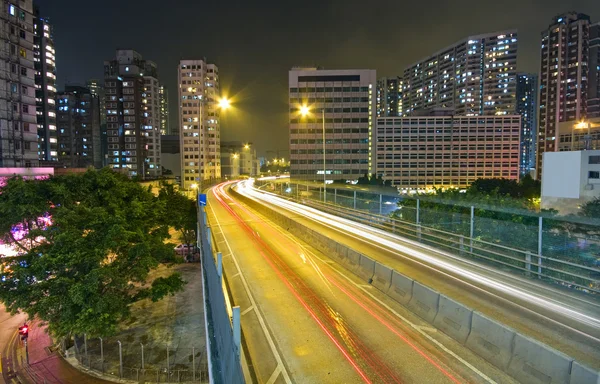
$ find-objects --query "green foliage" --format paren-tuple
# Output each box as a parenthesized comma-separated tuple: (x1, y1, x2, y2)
(467, 175, 541, 199)
(581, 197, 600, 219)
(356, 173, 391, 187)
(157, 182, 197, 247)
(0, 169, 186, 338)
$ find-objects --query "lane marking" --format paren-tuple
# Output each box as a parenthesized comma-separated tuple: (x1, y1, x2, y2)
(265, 364, 282, 384)
(241, 306, 255, 316)
(208, 197, 293, 384)
(251, 202, 498, 384)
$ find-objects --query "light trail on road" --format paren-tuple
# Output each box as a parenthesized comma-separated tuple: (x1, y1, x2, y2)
(236, 180, 600, 341)
(213, 182, 468, 383)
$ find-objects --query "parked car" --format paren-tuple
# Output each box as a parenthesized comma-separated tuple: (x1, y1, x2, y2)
(174, 243, 198, 256)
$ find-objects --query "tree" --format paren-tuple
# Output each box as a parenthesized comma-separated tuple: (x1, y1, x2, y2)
(157, 182, 197, 248)
(0, 169, 186, 338)
(581, 197, 600, 219)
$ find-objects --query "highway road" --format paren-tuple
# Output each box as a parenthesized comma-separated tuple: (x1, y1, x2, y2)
(207, 182, 517, 383)
(234, 180, 600, 371)
(0, 306, 26, 384)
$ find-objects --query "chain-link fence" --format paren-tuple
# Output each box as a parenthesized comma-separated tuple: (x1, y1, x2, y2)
(255, 179, 600, 293)
(69, 336, 208, 383)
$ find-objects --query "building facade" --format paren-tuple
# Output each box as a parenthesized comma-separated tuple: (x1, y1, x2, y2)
(159, 85, 170, 135)
(516, 73, 538, 174)
(402, 30, 518, 117)
(0, 1, 39, 167)
(556, 118, 600, 152)
(86, 79, 107, 165)
(589, 23, 600, 119)
(376, 113, 521, 190)
(178, 59, 221, 190)
(33, 8, 57, 163)
(104, 50, 161, 179)
(538, 13, 591, 178)
(220, 141, 257, 178)
(56, 85, 102, 168)
(289, 68, 377, 182)
(376, 77, 402, 117)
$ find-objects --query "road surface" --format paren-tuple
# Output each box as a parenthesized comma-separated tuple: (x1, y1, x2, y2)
(207, 182, 517, 383)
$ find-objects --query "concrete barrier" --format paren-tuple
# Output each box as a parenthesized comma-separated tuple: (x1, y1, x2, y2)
(466, 312, 515, 370)
(335, 243, 348, 263)
(507, 333, 573, 384)
(345, 249, 361, 272)
(387, 271, 413, 305)
(570, 361, 599, 384)
(356, 255, 375, 283)
(433, 295, 473, 345)
(372, 262, 393, 293)
(408, 281, 440, 323)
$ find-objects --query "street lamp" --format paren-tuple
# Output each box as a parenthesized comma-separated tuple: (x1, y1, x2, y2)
(219, 97, 231, 110)
(299, 104, 326, 201)
(571, 120, 592, 151)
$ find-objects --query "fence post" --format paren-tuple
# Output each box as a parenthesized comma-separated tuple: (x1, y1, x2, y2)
(296, 184, 299, 200)
(538, 255, 543, 279)
(525, 251, 532, 275)
(538, 216, 543, 258)
(470, 206, 475, 252)
(232, 306, 241, 354)
(192, 347, 196, 381)
(217, 252, 223, 278)
(334, 188, 337, 205)
(416, 199, 420, 225)
(459, 235, 464, 254)
(84, 333, 89, 367)
(379, 194, 383, 215)
(167, 347, 170, 376)
(353, 190, 357, 209)
(100, 337, 104, 373)
(141, 343, 144, 370)
(117, 340, 123, 379)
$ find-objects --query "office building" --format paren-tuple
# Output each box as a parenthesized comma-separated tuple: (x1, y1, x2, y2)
(33, 7, 57, 163)
(178, 59, 221, 190)
(0, 1, 38, 167)
(289, 68, 377, 182)
(589, 23, 600, 118)
(402, 30, 518, 117)
(538, 13, 591, 178)
(86, 79, 107, 165)
(516, 73, 538, 174)
(376, 77, 402, 117)
(56, 85, 102, 168)
(104, 49, 161, 179)
(541, 150, 600, 214)
(220, 141, 257, 178)
(556, 118, 600, 152)
(376, 112, 521, 190)
(159, 85, 170, 135)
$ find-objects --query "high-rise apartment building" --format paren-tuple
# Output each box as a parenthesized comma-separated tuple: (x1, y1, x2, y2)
(56, 85, 102, 168)
(104, 50, 161, 179)
(220, 141, 257, 178)
(402, 30, 518, 117)
(376, 77, 402, 117)
(0, 1, 39, 167)
(376, 113, 521, 189)
(538, 13, 591, 178)
(589, 23, 600, 118)
(178, 59, 221, 190)
(86, 79, 107, 165)
(516, 73, 538, 174)
(159, 85, 170, 135)
(33, 7, 57, 163)
(289, 68, 377, 182)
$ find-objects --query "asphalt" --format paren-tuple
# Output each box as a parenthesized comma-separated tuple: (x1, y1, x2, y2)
(206, 183, 518, 383)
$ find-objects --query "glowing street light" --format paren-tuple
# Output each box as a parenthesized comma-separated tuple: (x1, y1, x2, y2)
(219, 97, 231, 110)
(244, 144, 250, 150)
(300, 105, 310, 116)
(571, 120, 592, 151)
(190, 183, 198, 190)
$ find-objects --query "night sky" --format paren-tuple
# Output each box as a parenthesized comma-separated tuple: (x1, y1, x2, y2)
(38, 0, 600, 157)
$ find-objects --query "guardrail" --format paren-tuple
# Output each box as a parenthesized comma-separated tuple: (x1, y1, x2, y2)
(256, 180, 600, 294)
(198, 206, 244, 384)
(232, 184, 600, 384)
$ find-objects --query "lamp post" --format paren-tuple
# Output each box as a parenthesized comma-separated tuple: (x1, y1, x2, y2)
(300, 105, 326, 201)
(571, 121, 592, 151)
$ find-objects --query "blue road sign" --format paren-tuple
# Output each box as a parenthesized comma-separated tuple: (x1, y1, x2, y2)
(198, 193, 207, 206)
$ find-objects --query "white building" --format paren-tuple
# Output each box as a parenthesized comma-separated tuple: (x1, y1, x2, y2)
(0, 1, 39, 167)
(178, 59, 221, 190)
(541, 150, 600, 214)
(289, 68, 377, 182)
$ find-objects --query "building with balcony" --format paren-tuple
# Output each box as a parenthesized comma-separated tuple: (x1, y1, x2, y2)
(56, 85, 102, 168)
(402, 30, 518, 117)
(289, 68, 377, 182)
(516, 73, 538, 175)
(0, 1, 39, 167)
(178, 59, 221, 190)
(33, 7, 57, 163)
(104, 49, 161, 179)
(376, 112, 521, 190)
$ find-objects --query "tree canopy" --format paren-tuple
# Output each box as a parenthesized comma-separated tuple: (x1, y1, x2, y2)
(0, 169, 187, 338)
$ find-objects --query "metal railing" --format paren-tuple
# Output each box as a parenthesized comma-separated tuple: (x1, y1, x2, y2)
(256, 181, 600, 294)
